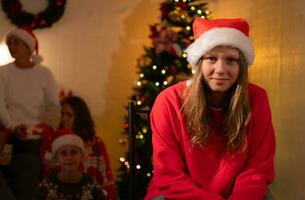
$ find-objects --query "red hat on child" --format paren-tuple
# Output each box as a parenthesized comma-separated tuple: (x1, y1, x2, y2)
(5, 26, 43, 63)
(52, 129, 85, 154)
(185, 18, 255, 68)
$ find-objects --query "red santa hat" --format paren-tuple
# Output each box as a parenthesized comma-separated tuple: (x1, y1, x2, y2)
(52, 128, 85, 154)
(5, 26, 43, 63)
(185, 18, 255, 69)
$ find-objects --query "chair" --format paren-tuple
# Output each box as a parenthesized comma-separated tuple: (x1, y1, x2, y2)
(128, 101, 152, 200)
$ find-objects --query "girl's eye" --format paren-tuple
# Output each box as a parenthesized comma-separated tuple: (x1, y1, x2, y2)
(70, 149, 79, 155)
(226, 57, 239, 64)
(61, 112, 74, 117)
(204, 56, 217, 63)
(59, 151, 68, 156)
(207, 56, 217, 61)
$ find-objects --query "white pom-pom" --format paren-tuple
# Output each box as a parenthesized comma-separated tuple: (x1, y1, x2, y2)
(31, 54, 43, 64)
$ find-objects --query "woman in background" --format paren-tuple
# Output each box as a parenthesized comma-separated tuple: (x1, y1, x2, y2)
(60, 96, 116, 200)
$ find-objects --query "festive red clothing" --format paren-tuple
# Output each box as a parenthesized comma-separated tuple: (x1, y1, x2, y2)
(145, 81, 275, 200)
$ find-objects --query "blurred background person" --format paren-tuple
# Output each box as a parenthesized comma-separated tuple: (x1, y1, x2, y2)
(59, 96, 116, 200)
(0, 26, 60, 200)
(33, 129, 106, 200)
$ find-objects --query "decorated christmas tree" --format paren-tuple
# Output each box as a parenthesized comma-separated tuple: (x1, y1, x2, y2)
(116, 0, 211, 199)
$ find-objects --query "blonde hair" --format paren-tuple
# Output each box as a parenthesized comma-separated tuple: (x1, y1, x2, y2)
(182, 50, 251, 152)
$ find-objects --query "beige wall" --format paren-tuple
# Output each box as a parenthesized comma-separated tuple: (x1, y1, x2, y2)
(209, 0, 305, 199)
(0, 0, 162, 178)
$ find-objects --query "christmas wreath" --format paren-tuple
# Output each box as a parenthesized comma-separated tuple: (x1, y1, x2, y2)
(1, 0, 67, 29)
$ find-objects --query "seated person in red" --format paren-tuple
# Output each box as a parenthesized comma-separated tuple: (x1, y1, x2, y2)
(60, 96, 116, 200)
(145, 18, 276, 200)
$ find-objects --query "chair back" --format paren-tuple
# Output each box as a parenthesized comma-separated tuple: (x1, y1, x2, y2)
(128, 101, 152, 200)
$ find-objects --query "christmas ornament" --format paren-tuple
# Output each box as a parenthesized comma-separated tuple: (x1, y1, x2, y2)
(1, 0, 67, 29)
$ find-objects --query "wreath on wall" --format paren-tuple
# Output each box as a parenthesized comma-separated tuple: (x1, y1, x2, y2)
(1, 0, 67, 29)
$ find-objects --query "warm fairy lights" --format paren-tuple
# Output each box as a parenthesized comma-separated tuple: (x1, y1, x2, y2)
(142, 127, 147, 133)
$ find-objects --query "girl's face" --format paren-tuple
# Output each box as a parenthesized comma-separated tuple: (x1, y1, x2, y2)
(201, 46, 240, 94)
(6, 36, 31, 60)
(61, 103, 75, 129)
(56, 145, 84, 172)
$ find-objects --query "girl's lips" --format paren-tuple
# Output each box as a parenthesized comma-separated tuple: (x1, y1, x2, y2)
(212, 77, 228, 80)
(212, 78, 228, 85)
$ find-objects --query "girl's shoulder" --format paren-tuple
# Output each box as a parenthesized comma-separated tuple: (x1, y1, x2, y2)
(154, 81, 187, 107)
(248, 83, 267, 95)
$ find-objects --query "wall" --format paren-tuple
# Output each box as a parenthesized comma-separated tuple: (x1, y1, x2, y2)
(209, 0, 305, 199)
(0, 0, 162, 178)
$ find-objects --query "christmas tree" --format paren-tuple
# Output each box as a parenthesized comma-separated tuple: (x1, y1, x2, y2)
(116, 1, 211, 199)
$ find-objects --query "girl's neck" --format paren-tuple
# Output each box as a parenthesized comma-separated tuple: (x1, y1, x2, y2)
(14, 58, 34, 69)
(58, 170, 82, 183)
(208, 92, 226, 108)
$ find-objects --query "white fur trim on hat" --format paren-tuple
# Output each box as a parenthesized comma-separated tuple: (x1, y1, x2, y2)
(185, 27, 255, 69)
(31, 55, 43, 64)
(52, 134, 85, 154)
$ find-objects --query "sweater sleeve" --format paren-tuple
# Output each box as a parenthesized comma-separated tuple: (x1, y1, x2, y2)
(97, 139, 117, 200)
(0, 71, 18, 130)
(228, 89, 276, 200)
(149, 92, 224, 200)
(41, 68, 60, 130)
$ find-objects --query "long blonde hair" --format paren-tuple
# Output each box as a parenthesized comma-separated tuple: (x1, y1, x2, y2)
(182, 50, 251, 152)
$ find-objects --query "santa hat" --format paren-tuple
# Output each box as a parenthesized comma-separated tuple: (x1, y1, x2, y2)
(52, 128, 85, 154)
(185, 18, 255, 69)
(5, 26, 43, 63)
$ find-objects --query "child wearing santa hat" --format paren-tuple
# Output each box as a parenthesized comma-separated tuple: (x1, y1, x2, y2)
(0, 26, 60, 200)
(33, 129, 106, 200)
(145, 18, 275, 200)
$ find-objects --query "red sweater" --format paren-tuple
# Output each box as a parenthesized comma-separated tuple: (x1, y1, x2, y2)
(145, 81, 275, 200)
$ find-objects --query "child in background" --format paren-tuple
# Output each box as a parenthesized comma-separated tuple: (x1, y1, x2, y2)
(33, 129, 106, 200)
(60, 96, 116, 199)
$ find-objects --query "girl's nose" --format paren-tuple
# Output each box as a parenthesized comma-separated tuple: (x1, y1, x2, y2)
(214, 59, 226, 75)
